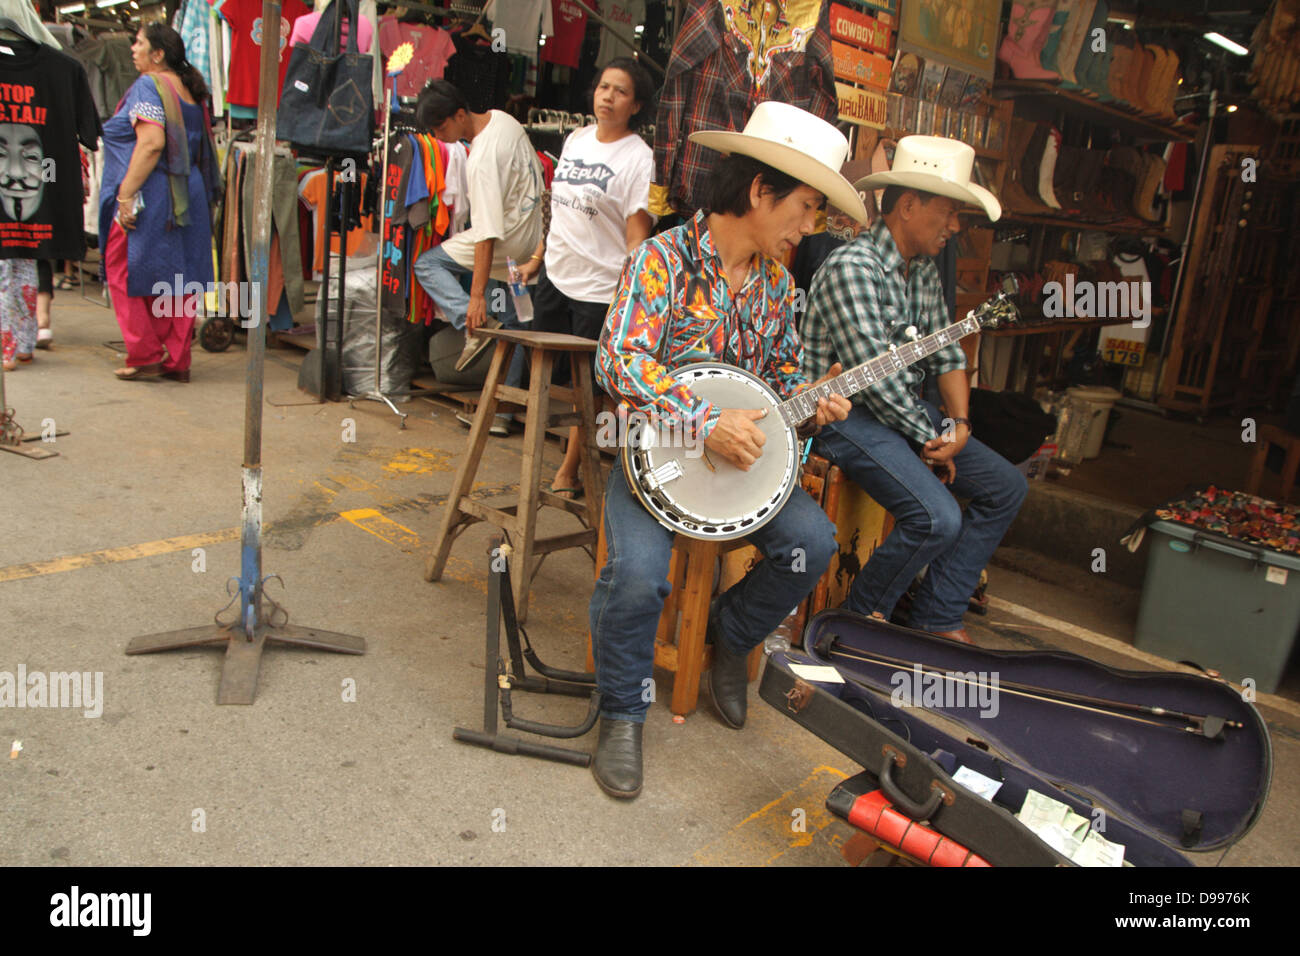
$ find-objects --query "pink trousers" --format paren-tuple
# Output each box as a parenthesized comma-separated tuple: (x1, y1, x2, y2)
(105, 221, 197, 371)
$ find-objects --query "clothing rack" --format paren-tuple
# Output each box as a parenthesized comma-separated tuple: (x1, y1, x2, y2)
(526, 108, 597, 133)
(232, 139, 294, 159)
(378, 1, 479, 19)
(567, 0, 665, 76)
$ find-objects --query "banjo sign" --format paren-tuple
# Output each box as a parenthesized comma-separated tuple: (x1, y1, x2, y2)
(836, 82, 888, 128)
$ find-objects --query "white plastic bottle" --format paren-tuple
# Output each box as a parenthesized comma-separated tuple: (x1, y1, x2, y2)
(506, 257, 534, 323)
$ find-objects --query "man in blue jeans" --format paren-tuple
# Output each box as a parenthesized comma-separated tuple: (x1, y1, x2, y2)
(413, 81, 543, 434)
(803, 136, 1027, 644)
(589, 103, 869, 799)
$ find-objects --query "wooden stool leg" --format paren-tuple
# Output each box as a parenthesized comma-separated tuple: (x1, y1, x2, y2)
(1282, 443, 1300, 505)
(672, 538, 717, 717)
(571, 358, 607, 524)
(425, 341, 511, 582)
(511, 348, 555, 624)
(1244, 436, 1271, 497)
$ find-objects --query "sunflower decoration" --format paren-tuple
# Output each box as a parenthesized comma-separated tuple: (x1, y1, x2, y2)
(386, 42, 414, 77)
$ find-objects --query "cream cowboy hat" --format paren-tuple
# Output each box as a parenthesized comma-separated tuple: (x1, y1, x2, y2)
(689, 101, 869, 225)
(854, 135, 1002, 221)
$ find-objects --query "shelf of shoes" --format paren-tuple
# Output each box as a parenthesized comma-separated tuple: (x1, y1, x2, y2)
(994, 80, 1195, 143)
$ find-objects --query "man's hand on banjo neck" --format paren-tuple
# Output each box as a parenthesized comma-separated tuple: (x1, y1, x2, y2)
(704, 364, 851, 471)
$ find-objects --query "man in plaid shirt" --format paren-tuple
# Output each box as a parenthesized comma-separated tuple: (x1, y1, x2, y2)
(802, 136, 1027, 645)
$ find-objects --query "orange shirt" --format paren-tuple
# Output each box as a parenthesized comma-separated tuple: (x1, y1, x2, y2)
(298, 168, 375, 275)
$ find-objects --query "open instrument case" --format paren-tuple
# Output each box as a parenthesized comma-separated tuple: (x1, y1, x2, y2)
(759, 609, 1272, 866)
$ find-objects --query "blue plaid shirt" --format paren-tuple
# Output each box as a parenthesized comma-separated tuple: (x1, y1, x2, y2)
(802, 220, 965, 446)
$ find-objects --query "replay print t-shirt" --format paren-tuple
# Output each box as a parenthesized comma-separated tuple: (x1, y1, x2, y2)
(0, 40, 101, 259)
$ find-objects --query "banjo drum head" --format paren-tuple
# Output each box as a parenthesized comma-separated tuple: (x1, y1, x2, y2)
(628, 364, 799, 540)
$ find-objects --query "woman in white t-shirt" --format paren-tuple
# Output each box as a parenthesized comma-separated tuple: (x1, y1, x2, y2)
(518, 57, 656, 499)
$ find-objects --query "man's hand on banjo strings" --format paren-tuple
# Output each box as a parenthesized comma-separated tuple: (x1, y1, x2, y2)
(705, 408, 768, 471)
(805, 363, 852, 430)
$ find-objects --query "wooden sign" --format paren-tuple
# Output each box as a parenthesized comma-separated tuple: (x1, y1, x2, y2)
(830, 3, 894, 56)
(836, 82, 888, 128)
(832, 40, 892, 89)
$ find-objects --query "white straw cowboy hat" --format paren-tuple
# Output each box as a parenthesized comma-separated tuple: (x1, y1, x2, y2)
(854, 135, 1002, 221)
(689, 101, 869, 225)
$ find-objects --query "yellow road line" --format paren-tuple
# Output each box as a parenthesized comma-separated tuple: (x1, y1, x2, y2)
(690, 765, 849, 866)
(339, 509, 422, 552)
(0, 527, 245, 584)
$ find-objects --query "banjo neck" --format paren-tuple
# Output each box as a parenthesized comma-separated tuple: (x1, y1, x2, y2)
(777, 313, 982, 428)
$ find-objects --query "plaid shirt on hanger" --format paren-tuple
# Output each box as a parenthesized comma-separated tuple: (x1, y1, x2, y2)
(654, 0, 839, 216)
(801, 220, 966, 446)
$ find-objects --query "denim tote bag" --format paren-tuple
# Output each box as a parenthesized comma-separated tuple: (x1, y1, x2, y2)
(277, 0, 374, 155)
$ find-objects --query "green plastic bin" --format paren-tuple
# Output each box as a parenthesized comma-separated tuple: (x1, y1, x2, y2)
(1134, 520, 1300, 694)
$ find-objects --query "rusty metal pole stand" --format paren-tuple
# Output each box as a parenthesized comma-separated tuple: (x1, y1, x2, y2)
(351, 63, 408, 427)
(0, 312, 62, 460)
(125, 4, 366, 704)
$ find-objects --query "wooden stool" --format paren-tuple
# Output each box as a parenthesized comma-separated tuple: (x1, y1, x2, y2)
(1245, 424, 1300, 503)
(586, 522, 764, 718)
(766, 454, 894, 646)
(425, 327, 606, 623)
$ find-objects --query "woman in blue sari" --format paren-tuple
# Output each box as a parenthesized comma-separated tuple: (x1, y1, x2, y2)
(100, 23, 218, 382)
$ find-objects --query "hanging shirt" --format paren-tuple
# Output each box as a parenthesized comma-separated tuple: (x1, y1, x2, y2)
(438, 110, 543, 282)
(378, 17, 456, 99)
(73, 33, 138, 120)
(441, 139, 469, 234)
(444, 31, 512, 112)
(213, 0, 311, 108)
(541, 0, 587, 69)
(0, 39, 101, 259)
(596, 0, 645, 68)
(380, 131, 415, 320)
(484, 0, 553, 56)
(175, 0, 214, 102)
(298, 167, 374, 276)
(655, 0, 838, 216)
(544, 125, 652, 304)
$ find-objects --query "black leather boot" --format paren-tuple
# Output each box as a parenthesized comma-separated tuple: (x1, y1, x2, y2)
(592, 718, 643, 799)
(706, 628, 750, 730)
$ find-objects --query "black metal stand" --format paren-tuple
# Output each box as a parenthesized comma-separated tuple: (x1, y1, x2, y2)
(454, 537, 600, 765)
(125, 2, 367, 704)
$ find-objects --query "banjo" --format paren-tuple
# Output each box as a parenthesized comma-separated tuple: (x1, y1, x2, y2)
(623, 292, 1018, 540)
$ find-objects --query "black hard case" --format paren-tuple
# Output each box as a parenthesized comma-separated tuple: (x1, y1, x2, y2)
(759, 608, 1272, 866)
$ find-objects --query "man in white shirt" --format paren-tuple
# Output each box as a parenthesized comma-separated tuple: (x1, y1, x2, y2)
(413, 80, 545, 380)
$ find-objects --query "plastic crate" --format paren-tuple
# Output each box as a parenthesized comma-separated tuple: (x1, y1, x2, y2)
(1134, 520, 1300, 694)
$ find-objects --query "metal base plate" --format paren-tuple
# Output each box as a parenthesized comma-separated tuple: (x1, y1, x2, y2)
(126, 623, 366, 705)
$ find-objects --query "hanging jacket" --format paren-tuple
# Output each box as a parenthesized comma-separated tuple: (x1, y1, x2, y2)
(653, 0, 838, 217)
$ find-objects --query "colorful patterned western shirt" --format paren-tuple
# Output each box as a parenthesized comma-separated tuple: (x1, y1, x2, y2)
(597, 209, 807, 440)
(801, 219, 965, 446)
(653, 0, 838, 215)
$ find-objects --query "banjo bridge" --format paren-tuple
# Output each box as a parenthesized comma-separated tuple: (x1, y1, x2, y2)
(643, 459, 685, 491)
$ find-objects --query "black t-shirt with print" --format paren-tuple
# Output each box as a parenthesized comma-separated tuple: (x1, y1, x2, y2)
(0, 39, 101, 259)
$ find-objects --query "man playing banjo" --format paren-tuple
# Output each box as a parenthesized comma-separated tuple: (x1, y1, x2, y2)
(803, 136, 1028, 646)
(589, 102, 868, 799)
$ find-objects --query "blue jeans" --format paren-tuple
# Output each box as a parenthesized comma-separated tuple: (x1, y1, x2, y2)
(815, 401, 1027, 632)
(412, 246, 525, 393)
(589, 463, 837, 721)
